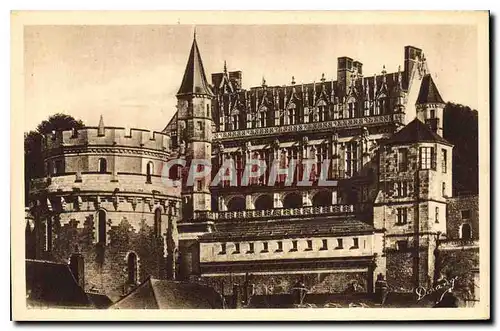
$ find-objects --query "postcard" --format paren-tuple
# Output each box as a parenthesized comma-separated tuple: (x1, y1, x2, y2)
(11, 10, 490, 321)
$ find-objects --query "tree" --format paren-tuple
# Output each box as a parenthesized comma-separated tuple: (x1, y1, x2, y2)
(24, 114, 84, 205)
(443, 102, 479, 195)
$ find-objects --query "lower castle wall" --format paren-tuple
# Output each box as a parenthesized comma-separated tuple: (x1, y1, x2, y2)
(198, 271, 369, 296)
(386, 249, 431, 292)
(436, 246, 479, 304)
(28, 209, 178, 302)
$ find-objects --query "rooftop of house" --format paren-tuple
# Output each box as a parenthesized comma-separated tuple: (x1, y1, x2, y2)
(26, 259, 90, 308)
(110, 277, 225, 309)
(201, 216, 374, 242)
(384, 118, 452, 146)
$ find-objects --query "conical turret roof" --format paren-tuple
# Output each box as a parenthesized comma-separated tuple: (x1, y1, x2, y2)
(416, 74, 444, 104)
(385, 118, 452, 146)
(177, 35, 213, 97)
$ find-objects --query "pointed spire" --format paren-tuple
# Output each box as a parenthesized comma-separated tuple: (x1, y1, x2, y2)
(330, 78, 335, 101)
(320, 73, 327, 94)
(291, 76, 297, 95)
(98, 115, 105, 136)
(262, 76, 267, 87)
(223, 60, 227, 75)
(313, 81, 316, 104)
(382, 65, 387, 83)
(365, 77, 370, 99)
(397, 65, 403, 90)
(304, 82, 309, 105)
(416, 74, 444, 104)
(422, 53, 429, 75)
(177, 35, 213, 97)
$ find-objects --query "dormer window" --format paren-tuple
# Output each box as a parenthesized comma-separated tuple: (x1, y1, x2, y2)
(258, 107, 267, 128)
(317, 100, 327, 122)
(318, 105, 325, 121)
(347, 102, 356, 118)
(288, 107, 296, 125)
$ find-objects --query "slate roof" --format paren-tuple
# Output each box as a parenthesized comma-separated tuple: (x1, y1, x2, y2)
(201, 217, 374, 242)
(384, 118, 452, 146)
(110, 277, 225, 309)
(26, 259, 90, 308)
(177, 36, 214, 97)
(417, 74, 445, 104)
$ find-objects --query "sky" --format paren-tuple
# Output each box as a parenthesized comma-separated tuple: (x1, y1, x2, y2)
(24, 24, 478, 132)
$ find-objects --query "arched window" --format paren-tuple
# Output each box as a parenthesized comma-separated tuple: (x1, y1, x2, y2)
(461, 224, 472, 240)
(168, 163, 181, 182)
(254, 195, 273, 210)
(97, 210, 107, 244)
(69, 254, 85, 288)
(206, 104, 210, 117)
(227, 196, 246, 212)
(154, 208, 162, 237)
(312, 191, 332, 207)
(127, 252, 138, 284)
(146, 161, 153, 183)
(98, 158, 107, 173)
(283, 193, 302, 209)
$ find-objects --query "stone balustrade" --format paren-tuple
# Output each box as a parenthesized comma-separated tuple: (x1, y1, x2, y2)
(193, 204, 354, 221)
(214, 113, 405, 140)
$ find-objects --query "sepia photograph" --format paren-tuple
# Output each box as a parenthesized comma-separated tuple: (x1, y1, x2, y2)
(11, 11, 490, 321)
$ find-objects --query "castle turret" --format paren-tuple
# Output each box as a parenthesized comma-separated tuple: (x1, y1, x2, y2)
(175, 33, 215, 279)
(415, 74, 445, 136)
(374, 118, 453, 290)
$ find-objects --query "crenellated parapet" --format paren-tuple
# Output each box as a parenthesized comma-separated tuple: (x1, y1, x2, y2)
(44, 126, 171, 155)
(39, 125, 174, 178)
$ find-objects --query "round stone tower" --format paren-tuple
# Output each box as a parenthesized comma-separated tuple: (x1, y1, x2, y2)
(27, 118, 181, 301)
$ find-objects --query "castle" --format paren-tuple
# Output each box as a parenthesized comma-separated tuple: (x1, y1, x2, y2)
(26, 34, 477, 302)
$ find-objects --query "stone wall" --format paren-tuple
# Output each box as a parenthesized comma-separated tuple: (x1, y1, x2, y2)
(199, 271, 368, 296)
(27, 195, 180, 302)
(447, 195, 479, 240)
(40, 215, 169, 302)
(386, 248, 432, 292)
